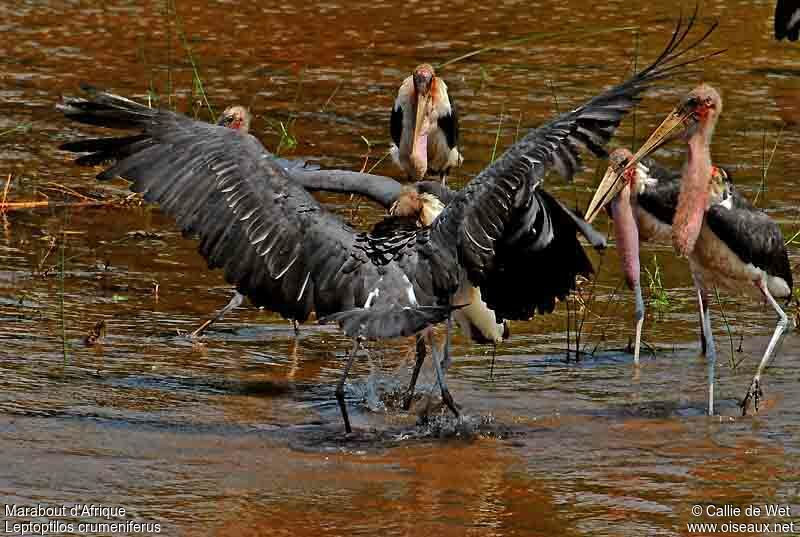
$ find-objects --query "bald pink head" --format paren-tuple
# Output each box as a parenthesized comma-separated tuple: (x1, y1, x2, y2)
(218, 105, 251, 133)
(608, 147, 640, 189)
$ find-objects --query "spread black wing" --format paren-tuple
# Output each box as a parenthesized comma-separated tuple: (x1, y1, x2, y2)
(58, 86, 460, 339)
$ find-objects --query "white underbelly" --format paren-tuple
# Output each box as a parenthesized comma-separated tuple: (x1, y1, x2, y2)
(453, 281, 505, 344)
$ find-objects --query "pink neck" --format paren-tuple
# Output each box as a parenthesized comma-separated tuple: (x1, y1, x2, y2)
(610, 184, 640, 290)
(411, 132, 428, 178)
(673, 128, 712, 257)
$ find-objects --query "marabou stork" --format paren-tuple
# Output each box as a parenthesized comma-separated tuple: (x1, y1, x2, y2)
(58, 15, 716, 432)
(390, 64, 462, 184)
(775, 0, 800, 41)
(592, 148, 734, 365)
(289, 168, 605, 408)
(586, 85, 793, 416)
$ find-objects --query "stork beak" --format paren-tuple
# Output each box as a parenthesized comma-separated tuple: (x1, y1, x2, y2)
(584, 105, 695, 223)
(412, 95, 427, 148)
(412, 93, 430, 155)
(625, 105, 695, 170)
(585, 163, 628, 224)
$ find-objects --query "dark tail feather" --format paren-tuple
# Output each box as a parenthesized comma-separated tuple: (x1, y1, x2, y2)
(60, 135, 153, 167)
(320, 304, 460, 339)
(57, 84, 156, 130)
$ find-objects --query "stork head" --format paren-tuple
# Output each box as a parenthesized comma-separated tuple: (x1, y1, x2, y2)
(709, 165, 733, 207)
(618, 85, 722, 170)
(585, 148, 649, 222)
(413, 64, 435, 97)
(218, 105, 251, 133)
(390, 188, 444, 226)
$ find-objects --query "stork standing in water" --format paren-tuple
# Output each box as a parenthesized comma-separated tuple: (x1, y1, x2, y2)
(58, 15, 716, 432)
(591, 148, 735, 365)
(586, 85, 793, 416)
(390, 64, 462, 184)
(775, 0, 800, 41)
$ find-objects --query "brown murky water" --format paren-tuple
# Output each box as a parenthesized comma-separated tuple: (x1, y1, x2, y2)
(2, 1, 800, 535)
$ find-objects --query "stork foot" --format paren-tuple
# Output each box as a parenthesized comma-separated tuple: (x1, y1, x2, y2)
(739, 378, 763, 416)
(440, 387, 460, 418)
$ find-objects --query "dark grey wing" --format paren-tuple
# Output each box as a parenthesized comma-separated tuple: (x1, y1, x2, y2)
(706, 201, 793, 293)
(477, 188, 598, 318)
(274, 157, 321, 172)
(635, 158, 682, 225)
(433, 13, 717, 320)
(438, 95, 459, 149)
(776, 0, 800, 41)
(415, 181, 458, 204)
(288, 172, 457, 210)
(641, 156, 681, 183)
(58, 86, 457, 338)
(637, 177, 681, 226)
(390, 103, 403, 146)
(290, 169, 404, 208)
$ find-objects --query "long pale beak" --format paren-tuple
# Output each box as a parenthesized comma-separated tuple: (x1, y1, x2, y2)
(585, 164, 627, 224)
(626, 105, 695, 170)
(412, 95, 427, 151)
(584, 105, 694, 223)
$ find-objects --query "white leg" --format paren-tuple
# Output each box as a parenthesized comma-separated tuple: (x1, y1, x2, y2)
(740, 277, 791, 414)
(695, 285, 717, 416)
(633, 281, 644, 366)
(691, 269, 708, 356)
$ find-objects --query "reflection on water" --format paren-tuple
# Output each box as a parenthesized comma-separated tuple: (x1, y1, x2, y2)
(1, 0, 800, 535)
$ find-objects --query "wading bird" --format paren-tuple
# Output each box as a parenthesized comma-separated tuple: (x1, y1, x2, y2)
(775, 0, 800, 41)
(593, 148, 734, 365)
(390, 64, 462, 184)
(59, 14, 716, 432)
(586, 85, 793, 416)
(290, 169, 605, 408)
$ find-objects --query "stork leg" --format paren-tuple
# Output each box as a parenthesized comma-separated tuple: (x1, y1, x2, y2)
(696, 286, 717, 416)
(402, 333, 427, 410)
(740, 277, 791, 415)
(432, 316, 459, 418)
(440, 171, 448, 186)
(336, 338, 361, 434)
(633, 281, 645, 366)
(441, 314, 453, 373)
(190, 291, 244, 338)
(691, 272, 709, 356)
